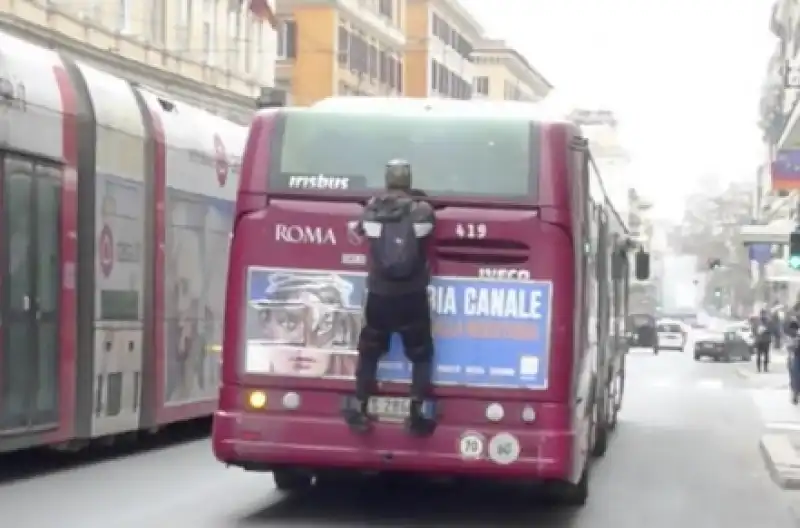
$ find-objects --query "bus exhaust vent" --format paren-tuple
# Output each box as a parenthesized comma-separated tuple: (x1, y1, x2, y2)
(437, 239, 528, 250)
(436, 238, 528, 265)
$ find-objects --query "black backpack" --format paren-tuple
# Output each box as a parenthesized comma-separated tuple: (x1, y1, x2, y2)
(367, 198, 423, 280)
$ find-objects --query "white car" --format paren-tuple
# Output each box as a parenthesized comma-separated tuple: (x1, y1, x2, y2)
(729, 322, 754, 346)
(656, 319, 688, 350)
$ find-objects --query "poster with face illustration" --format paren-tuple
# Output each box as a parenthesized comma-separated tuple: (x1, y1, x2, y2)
(244, 269, 364, 378)
(243, 267, 553, 389)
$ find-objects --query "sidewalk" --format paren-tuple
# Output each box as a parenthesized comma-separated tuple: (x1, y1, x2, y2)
(757, 373, 800, 490)
(761, 433, 800, 489)
(736, 348, 789, 389)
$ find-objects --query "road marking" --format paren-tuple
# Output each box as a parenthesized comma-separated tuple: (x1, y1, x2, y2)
(650, 378, 676, 389)
(695, 379, 724, 390)
(648, 378, 725, 390)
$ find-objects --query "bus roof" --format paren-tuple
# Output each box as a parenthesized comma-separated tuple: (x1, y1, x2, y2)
(264, 96, 575, 124)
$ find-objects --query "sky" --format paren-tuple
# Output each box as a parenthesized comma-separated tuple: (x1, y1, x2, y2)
(461, 0, 777, 217)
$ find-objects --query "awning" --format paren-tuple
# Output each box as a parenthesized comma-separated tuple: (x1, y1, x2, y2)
(739, 218, 796, 244)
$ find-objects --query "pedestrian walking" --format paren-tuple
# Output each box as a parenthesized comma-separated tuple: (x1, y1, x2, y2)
(754, 309, 774, 373)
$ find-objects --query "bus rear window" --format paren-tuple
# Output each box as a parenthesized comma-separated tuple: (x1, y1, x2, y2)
(272, 112, 538, 199)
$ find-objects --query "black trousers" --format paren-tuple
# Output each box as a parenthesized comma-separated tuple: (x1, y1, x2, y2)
(756, 342, 771, 371)
(355, 290, 433, 402)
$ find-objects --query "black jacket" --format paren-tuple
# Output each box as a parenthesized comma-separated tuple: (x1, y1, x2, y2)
(355, 193, 435, 296)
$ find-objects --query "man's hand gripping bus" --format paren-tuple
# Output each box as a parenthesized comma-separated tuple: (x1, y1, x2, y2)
(212, 98, 651, 506)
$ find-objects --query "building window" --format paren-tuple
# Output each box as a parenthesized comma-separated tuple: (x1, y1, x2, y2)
(278, 20, 297, 59)
(368, 42, 378, 81)
(350, 31, 367, 75)
(431, 59, 472, 99)
(431, 12, 471, 60)
(117, 0, 131, 33)
(474, 76, 489, 96)
(202, 21, 213, 64)
(227, 10, 240, 70)
(387, 54, 397, 90)
(338, 21, 401, 90)
(149, 0, 166, 44)
(439, 63, 449, 94)
(244, 19, 254, 73)
(379, 49, 388, 84)
(255, 21, 264, 75)
(379, 0, 392, 19)
(337, 24, 349, 66)
(178, 0, 191, 25)
(176, 0, 192, 51)
(397, 57, 403, 93)
(202, 0, 216, 66)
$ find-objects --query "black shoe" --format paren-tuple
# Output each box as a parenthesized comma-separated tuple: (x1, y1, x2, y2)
(405, 412, 436, 437)
(343, 408, 372, 434)
(792, 392, 798, 405)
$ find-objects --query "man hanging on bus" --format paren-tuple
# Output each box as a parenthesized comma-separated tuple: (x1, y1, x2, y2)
(343, 160, 437, 437)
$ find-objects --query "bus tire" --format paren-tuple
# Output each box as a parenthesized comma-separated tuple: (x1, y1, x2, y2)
(591, 411, 609, 457)
(550, 465, 590, 506)
(615, 356, 626, 414)
(273, 468, 313, 492)
(610, 365, 623, 429)
(591, 379, 610, 457)
(608, 378, 620, 431)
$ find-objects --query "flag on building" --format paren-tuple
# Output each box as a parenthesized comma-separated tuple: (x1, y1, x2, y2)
(228, 0, 277, 29)
(771, 149, 800, 190)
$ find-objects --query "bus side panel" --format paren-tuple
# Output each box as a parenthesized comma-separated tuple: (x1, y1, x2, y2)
(544, 123, 593, 483)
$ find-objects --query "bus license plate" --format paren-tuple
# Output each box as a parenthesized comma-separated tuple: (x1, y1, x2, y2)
(368, 397, 410, 421)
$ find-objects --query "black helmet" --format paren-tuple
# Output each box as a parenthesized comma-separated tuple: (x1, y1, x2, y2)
(385, 159, 412, 190)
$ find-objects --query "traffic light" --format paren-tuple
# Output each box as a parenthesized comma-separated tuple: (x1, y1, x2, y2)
(708, 258, 722, 270)
(791, 229, 800, 270)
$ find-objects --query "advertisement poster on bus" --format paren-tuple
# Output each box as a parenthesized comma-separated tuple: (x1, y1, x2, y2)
(243, 267, 552, 389)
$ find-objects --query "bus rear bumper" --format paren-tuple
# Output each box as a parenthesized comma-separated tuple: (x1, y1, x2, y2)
(212, 411, 577, 481)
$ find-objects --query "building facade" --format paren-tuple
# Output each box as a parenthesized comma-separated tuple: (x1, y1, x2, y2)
(741, 0, 800, 303)
(0, 0, 279, 123)
(569, 109, 631, 217)
(274, 0, 406, 105)
(471, 39, 551, 102)
(403, 0, 482, 99)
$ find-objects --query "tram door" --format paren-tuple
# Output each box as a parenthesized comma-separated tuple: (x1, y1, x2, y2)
(0, 156, 61, 431)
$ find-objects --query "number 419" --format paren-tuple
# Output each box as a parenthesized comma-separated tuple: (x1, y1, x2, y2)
(455, 223, 487, 239)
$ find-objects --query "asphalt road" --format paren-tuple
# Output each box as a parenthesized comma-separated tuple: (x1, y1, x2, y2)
(1, 342, 799, 527)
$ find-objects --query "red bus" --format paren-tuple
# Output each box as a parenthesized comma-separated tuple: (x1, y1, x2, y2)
(213, 97, 650, 505)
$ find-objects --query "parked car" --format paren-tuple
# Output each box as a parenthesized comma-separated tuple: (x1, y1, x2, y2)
(656, 319, 688, 351)
(693, 329, 752, 362)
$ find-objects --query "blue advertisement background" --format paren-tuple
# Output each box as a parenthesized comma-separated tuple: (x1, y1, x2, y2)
(247, 267, 551, 389)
